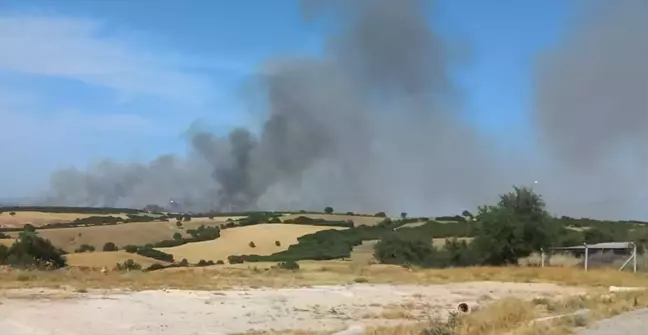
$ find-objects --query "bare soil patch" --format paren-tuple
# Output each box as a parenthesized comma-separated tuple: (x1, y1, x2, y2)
(0, 282, 583, 335)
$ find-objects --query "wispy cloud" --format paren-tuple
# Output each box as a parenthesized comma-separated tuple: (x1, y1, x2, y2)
(0, 14, 227, 105)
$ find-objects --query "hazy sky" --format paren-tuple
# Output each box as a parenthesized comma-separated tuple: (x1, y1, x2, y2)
(0, 0, 645, 219)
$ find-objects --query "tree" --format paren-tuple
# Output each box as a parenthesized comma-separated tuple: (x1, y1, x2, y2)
(23, 224, 36, 233)
(173, 232, 182, 241)
(9, 212, 16, 217)
(375, 212, 387, 218)
(374, 235, 442, 267)
(324, 207, 334, 214)
(102, 242, 118, 252)
(471, 186, 557, 266)
(400, 212, 407, 219)
(249, 241, 256, 248)
(2, 231, 67, 269)
(461, 210, 473, 218)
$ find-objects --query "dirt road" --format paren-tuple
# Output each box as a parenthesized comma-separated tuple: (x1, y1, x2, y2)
(576, 309, 648, 335)
(0, 282, 581, 335)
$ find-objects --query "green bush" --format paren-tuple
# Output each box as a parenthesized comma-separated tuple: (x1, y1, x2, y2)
(178, 258, 189, 267)
(145, 263, 165, 272)
(324, 206, 334, 214)
(173, 232, 182, 241)
(23, 224, 36, 232)
(277, 260, 300, 270)
(102, 242, 118, 252)
(0, 232, 67, 269)
(275, 240, 281, 247)
(375, 212, 387, 217)
(216, 260, 224, 265)
(74, 244, 95, 253)
(136, 247, 174, 262)
(123, 245, 139, 253)
(114, 259, 142, 271)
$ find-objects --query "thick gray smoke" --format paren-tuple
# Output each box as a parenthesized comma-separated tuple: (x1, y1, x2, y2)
(40, 0, 648, 219)
(532, 0, 648, 219)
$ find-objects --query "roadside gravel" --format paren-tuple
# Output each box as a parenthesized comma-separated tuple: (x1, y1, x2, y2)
(576, 309, 648, 335)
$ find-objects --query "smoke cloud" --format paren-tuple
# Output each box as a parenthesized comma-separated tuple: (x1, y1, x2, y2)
(39, 0, 648, 219)
(532, 0, 648, 219)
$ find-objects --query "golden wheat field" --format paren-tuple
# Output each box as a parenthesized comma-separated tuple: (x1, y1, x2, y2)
(65, 251, 169, 268)
(0, 211, 129, 228)
(7, 219, 227, 252)
(157, 224, 345, 263)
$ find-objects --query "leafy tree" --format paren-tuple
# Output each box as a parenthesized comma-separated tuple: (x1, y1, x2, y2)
(178, 258, 189, 267)
(400, 212, 407, 219)
(23, 224, 36, 233)
(461, 210, 473, 218)
(173, 232, 182, 241)
(375, 212, 387, 218)
(102, 242, 118, 252)
(183, 215, 192, 222)
(9, 212, 16, 216)
(249, 241, 256, 248)
(324, 207, 334, 214)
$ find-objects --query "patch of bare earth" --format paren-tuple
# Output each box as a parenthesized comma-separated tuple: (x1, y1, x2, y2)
(0, 282, 583, 335)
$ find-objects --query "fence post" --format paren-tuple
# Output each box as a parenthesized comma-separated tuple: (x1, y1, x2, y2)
(632, 242, 637, 273)
(541, 248, 545, 268)
(583, 243, 589, 271)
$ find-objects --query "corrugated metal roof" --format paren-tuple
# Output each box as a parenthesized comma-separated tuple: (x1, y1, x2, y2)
(550, 242, 634, 250)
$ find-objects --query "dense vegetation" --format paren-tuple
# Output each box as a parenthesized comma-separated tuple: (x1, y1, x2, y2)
(0, 230, 67, 269)
(228, 186, 648, 267)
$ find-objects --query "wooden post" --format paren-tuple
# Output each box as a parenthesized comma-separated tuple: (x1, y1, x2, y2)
(584, 243, 589, 271)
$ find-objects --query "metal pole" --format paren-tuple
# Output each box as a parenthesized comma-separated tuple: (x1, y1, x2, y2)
(584, 243, 589, 271)
(541, 248, 545, 268)
(633, 242, 637, 273)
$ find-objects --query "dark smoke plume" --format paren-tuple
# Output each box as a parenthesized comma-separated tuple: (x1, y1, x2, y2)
(532, 0, 648, 219)
(39, 0, 647, 219)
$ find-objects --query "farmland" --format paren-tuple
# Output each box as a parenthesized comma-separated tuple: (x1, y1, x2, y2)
(1, 191, 647, 335)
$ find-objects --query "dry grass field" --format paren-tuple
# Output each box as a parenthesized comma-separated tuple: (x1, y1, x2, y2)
(1, 262, 646, 291)
(65, 251, 170, 268)
(157, 224, 346, 263)
(280, 213, 384, 226)
(5, 218, 233, 252)
(0, 211, 128, 228)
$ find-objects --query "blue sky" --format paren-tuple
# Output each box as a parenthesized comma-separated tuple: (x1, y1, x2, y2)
(0, 0, 573, 197)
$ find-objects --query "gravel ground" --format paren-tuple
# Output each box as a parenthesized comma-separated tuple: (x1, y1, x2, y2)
(0, 282, 581, 335)
(576, 309, 648, 335)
